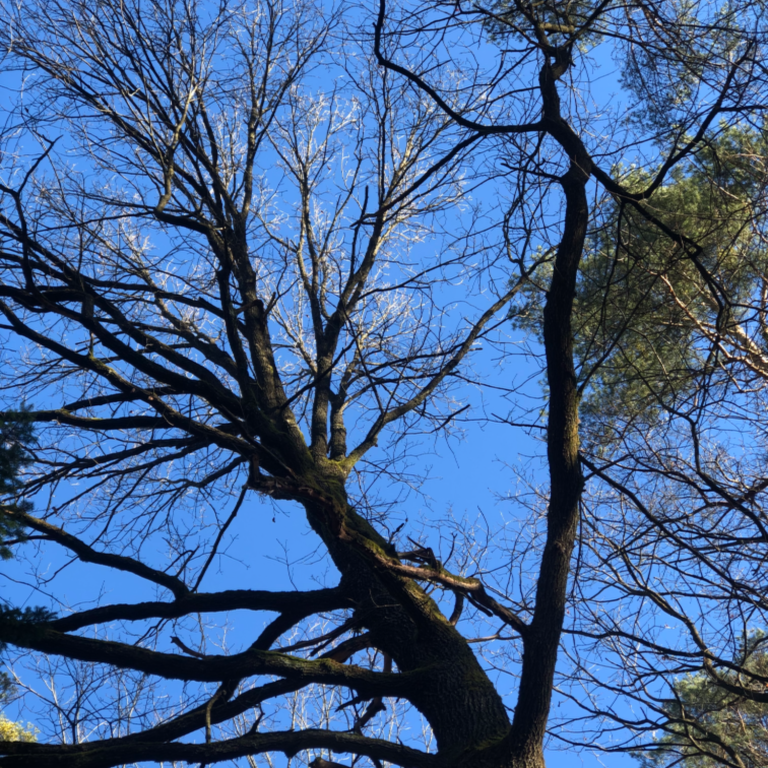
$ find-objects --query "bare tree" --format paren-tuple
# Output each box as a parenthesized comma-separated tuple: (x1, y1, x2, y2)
(370, 0, 768, 766)
(548, 129, 768, 765)
(0, 0, 766, 767)
(0, 0, 527, 765)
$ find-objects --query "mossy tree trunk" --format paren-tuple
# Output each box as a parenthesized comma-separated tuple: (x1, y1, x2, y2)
(0, 0, 752, 764)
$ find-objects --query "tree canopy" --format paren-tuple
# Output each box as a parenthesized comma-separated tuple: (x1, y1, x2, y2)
(636, 634, 768, 768)
(0, 412, 34, 561)
(0, 0, 767, 766)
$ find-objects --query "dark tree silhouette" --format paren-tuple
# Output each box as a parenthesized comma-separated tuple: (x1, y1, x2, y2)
(0, 0, 766, 766)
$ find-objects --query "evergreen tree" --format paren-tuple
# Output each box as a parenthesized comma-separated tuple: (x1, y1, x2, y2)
(511, 125, 768, 444)
(0, 412, 33, 561)
(637, 634, 768, 768)
(0, 413, 37, 743)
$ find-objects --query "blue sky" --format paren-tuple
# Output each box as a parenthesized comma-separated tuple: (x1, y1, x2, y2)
(0, 3, 657, 765)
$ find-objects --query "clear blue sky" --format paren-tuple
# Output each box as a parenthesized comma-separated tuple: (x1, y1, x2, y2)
(0, 7, 646, 765)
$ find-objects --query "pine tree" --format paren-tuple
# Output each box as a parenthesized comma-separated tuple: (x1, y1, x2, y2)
(0, 412, 34, 561)
(0, 413, 37, 743)
(637, 634, 768, 768)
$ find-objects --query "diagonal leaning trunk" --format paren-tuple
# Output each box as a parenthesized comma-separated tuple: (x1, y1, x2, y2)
(297, 59, 590, 763)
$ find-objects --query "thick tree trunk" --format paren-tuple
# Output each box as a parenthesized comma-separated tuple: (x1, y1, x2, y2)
(297, 66, 590, 762)
(303, 496, 514, 761)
